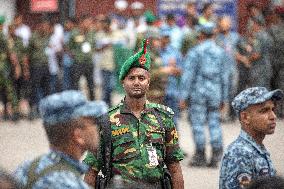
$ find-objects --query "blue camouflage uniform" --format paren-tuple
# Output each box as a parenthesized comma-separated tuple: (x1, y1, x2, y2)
(160, 42, 182, 125)
(13, 90, 108, 189)
(219, 87, 284, 189)
(180, 26, 229, 152)
(219, 130, 276, 189)
(14, 150, 91, 189)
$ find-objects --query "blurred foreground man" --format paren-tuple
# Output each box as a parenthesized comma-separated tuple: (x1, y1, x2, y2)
(14, 90, 108, 189)
(219, 87, 284, 189)
(84, 39, 184, 189)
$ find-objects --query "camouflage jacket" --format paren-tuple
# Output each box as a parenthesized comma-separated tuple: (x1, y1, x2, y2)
(28, 32, 50, 66)
(84, 99, 184, 183)
(0, 31, 10, 77)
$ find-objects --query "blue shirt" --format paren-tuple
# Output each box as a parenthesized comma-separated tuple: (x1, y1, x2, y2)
(160, 45, 182, 98)
(216, 32, 240, 74)
(14, 150, 91, 189)
(219, 130, 276, 189)
(180, 39, 229, 104)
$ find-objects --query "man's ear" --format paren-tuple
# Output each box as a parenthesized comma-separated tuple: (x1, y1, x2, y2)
(240, 111, 250, 125)
(73, 128, 85, 146)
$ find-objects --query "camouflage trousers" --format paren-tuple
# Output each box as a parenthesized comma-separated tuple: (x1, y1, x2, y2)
(0, 75, 19, 112)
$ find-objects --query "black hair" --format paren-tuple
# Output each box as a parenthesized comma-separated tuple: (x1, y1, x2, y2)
(247, 176, 284, 189)
(247, 3, 258, 11)
(166, 14, 175, 21)
(202, 3, 213, 14)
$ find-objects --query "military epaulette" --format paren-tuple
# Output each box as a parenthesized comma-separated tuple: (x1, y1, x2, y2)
(147, 103, 174, 117)
(108, 103, 122, 113)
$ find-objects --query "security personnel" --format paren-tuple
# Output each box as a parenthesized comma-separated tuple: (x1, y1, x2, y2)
(145, 30, 167, 104)
(0, 16, 19, 120)
(219, 87, 283, 189)
(27, 20, 51, 119)
(84, 39, 184, 189)
(68, 15, 96, 100)
(270, 6, 284, 119)
(14, 90, 108, 189)
(180, 23, 229, 167)
(247, 16, 273, 89)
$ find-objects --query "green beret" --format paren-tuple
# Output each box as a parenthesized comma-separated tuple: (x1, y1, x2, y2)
(144, 10, 156, 23)
(0, 16, 5, 25)
(119, 39, 151, 80)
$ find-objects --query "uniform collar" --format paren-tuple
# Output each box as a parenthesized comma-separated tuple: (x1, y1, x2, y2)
(240, 130, 269, 155)
(120, 98, 153, 115)
(49, 150, 89, 174)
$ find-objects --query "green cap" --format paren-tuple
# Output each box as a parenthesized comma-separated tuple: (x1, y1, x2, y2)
(119, 39, 151, 80)
(144, 10, 156, 23)
(0, 16, 5, 25)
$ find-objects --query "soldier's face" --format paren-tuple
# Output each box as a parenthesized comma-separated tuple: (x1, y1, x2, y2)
(242, 100, 277, 135)
(122, 67, 150, 99)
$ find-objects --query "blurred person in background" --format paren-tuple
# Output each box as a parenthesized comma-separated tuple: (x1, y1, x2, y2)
(180, 23, 229, 168)
(0, 16, 20, 121)
(246, 3, 265, 31)
(13, 14, 31, 47)
(269, 6, 284, 119)
(126, 1, 146, 50)
(47, 23, 64, 94)
(180, 14, 199, 58)
(198, 2, 215, 25)
(68, 15, 96, 100)
(95, 16, 116, 106)
(216, 15, 242, 121)
(27, 20, 52, 120)
(185, 2, 199, 28)
(160, 14, 183, 50)
(247, 16, 273, 90)
(160, 30, 182, 125)
(145, 29, 167, 104)
(111, 0, 128, 31)
(7, 24, 29, 120)
(62, 18, 77, 91)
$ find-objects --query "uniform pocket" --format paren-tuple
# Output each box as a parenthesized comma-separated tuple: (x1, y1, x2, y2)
(112, 133, 139, 161)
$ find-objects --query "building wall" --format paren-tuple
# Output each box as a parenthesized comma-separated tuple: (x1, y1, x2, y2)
(16, 0, 272, 34)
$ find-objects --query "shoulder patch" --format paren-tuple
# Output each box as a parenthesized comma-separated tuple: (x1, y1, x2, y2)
(148, 103, 174, 116)
(237, 173, 252, 188)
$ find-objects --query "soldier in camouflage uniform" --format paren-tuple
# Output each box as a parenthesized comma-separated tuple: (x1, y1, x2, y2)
(145, 30, 168, 104)
(219, 87, 283, 189)
(68, 15, 96, 100)
(27, 20, 52, 119)
(0, 16, 19, 120)
(8, 25, 30, 113)
(84, 39, 184, 189)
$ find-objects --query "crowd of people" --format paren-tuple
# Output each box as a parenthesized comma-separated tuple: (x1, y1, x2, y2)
(1, 1, 284, 188)
(0, 2, 284, 123)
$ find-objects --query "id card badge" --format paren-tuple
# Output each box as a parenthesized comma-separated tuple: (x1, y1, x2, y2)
(146, 144, 159, 167)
